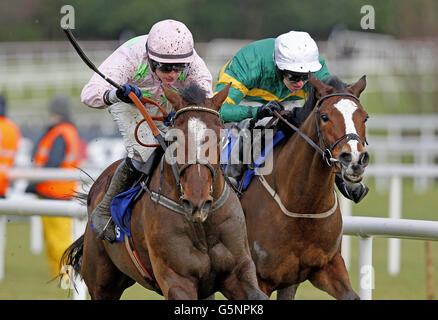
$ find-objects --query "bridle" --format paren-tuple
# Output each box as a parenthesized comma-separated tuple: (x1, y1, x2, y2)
(314, 92, 368, 166)
(275, 92, 367, 168)
(140, 105, 230, 221)
(169, 106, 222, 200)
(256, 92, 368, 219)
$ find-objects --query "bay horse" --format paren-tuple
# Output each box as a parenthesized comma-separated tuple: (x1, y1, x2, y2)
(61, 83, 268, 300)
(241, 75, 369, 299)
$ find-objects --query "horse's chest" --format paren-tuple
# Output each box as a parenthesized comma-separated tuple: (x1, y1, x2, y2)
(208, 242, 236, 273)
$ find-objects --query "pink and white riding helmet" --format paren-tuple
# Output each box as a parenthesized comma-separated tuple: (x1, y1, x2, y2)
(146, 19, 195, 64)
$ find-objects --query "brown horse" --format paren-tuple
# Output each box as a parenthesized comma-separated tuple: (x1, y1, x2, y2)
(61, 83, 268, 300)
(241, 75, 369, 300)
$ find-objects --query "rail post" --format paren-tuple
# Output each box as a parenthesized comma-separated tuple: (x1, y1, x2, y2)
(358, 235, 374, 300)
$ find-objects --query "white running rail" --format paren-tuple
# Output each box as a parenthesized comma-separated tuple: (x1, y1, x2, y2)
(0, 198, 437, 300)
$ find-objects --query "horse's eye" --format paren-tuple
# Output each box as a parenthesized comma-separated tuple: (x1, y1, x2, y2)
(320, 114, 330, 123)
(365, 114, 369, 123)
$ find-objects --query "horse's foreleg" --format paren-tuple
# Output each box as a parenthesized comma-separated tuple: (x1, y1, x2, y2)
(154, 267, 198, 300)
(221, 258, 269, 300)
(277, 284, 299, 300)
(308, 251, 359, 300)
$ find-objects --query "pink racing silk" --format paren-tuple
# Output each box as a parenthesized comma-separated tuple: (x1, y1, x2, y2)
(81, 35, 213, 109)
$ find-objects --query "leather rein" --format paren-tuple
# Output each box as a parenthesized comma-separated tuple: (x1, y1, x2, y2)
(258, 92, 366, 219)
(274, 92, 366, 167)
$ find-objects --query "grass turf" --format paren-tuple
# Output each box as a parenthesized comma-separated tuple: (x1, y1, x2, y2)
(0, 179, 437, 300)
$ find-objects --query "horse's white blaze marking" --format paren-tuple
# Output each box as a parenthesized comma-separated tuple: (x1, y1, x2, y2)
(334, 99, 360, 161)
(188, 117, 207, 161)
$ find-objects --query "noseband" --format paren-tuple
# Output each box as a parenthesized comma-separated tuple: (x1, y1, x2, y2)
(314, 93, 367, 167)
(170, 106, 222, 199)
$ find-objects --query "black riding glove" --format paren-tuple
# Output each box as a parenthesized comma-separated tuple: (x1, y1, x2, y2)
(103, 84, 143, 105)
(256, 100, 284, 120)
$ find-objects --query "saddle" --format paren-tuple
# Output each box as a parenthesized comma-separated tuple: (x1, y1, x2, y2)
(221, 116, 287, 194)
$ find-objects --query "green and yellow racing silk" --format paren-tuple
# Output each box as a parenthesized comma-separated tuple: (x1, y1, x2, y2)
(214, 38, 330, 122)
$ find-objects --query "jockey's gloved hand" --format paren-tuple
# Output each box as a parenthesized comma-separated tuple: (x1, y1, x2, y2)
(116, 84, 143, 103)
(164, 110, 176, 126)
(256, 100, 284, 120)
(103, 84, 143, 105)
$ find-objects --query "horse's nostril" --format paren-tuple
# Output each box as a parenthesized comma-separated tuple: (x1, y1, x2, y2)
(339, 152, 352, 165)
(359, 152, 370, 167)
(201, 200, 212, 213)
(182, 199, 194, 214)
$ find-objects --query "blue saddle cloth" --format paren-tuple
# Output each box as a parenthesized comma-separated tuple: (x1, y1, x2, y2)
(221, 129, 286, 191)
(110, 184, 142, 242)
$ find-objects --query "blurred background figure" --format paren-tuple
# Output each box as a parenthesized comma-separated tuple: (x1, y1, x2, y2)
(0, 94, 21, 198)
(25, 94, 82, 277)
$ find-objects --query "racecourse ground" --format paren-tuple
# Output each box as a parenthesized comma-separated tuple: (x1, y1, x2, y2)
(1, 179, 437, 300)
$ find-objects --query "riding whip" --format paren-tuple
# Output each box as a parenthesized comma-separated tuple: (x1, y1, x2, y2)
(62, 28, 169, 147)
(63, 27, 183, 183)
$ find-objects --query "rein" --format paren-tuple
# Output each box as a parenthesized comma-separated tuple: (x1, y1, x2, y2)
(258, 92, 364, 219)
(274, 92, 365, 167)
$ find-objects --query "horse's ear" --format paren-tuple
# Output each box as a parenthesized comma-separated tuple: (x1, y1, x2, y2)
(210, 83, 231, 111)
(309, 75, 334, 99)
(347, 75, 367, 98)
(162, 86, 184, 111)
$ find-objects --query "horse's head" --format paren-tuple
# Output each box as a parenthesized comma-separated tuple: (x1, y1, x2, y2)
(163, 83, 230, 223)
(309, 75, 370, 183)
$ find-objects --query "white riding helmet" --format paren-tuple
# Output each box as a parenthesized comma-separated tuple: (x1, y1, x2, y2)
(274, 31, 322, 73)
(146, 19, 195, 64)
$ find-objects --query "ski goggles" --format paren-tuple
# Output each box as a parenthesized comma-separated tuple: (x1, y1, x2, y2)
(150, 59, 189, 73)
(282, 71, 310, 83)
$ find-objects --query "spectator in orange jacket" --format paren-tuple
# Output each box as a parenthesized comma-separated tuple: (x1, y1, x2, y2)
(0, 94, 21, 198)
(26, 94, 82, 277)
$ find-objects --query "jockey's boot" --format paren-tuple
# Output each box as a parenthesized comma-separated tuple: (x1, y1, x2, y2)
(91, 158, 141, 242)
(335, 174, 369, 204)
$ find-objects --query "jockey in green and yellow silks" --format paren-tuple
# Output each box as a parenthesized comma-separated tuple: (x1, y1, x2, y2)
(215, 31, 368, 203)
(215, 31, 330, 124)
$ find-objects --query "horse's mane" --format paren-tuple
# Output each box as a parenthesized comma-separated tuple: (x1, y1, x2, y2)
(277, 75, 348, 136)
(180, 82, 207, 105)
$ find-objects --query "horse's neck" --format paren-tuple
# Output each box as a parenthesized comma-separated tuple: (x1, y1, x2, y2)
(274, 115, 335, 210)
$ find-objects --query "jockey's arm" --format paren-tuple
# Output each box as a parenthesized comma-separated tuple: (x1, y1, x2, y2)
(215, 78, 257, 123)
(81, 43, 138, 108)
(219, 101, 257, 123)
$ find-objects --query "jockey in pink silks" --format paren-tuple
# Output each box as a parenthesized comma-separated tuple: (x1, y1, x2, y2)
(81, 19, 213, 242)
